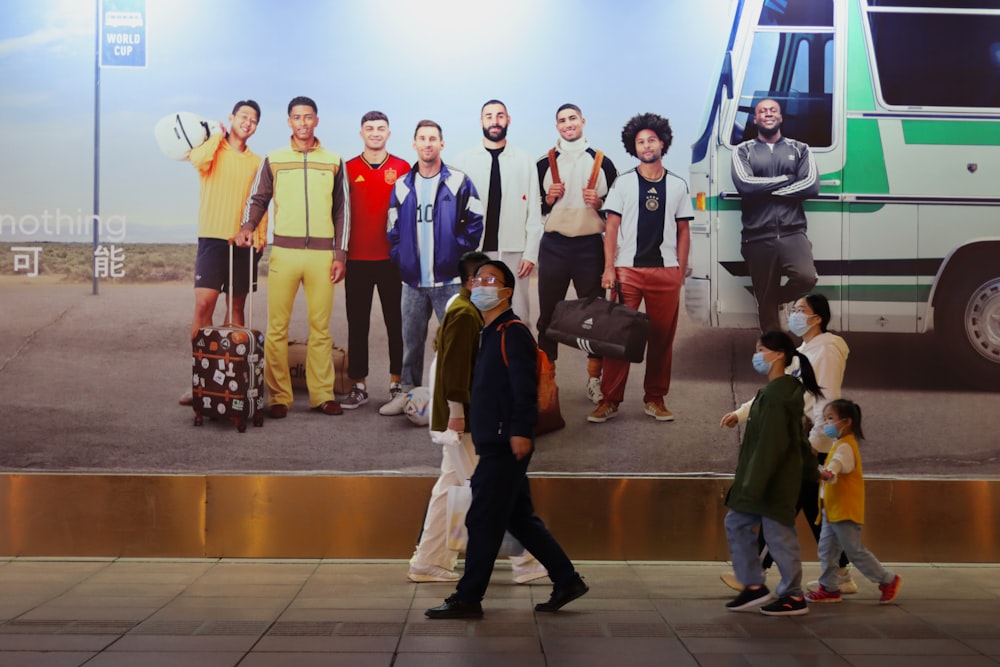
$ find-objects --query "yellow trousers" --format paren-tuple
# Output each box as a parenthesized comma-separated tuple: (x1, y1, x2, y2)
(265, 246, 335, 408)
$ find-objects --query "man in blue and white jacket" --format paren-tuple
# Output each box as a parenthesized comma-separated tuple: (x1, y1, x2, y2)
(386, 120, 483, 409)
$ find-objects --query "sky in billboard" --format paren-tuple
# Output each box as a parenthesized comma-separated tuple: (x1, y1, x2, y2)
(0, 0, 734, 243)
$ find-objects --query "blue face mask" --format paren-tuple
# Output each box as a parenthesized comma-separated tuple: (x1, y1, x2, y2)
(470, 286, 503, 311)
(752, 352, 772, 375)
(788, 312, 813, 337)
(822, 423, 841, 439)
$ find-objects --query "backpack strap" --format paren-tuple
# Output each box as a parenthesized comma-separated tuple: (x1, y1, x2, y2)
(586, 150, 604, 190)
(547, 148, 561, 185)
(498, 319, 533, 368)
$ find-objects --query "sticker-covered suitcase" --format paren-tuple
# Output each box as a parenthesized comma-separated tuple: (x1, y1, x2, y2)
(190, 244, 265, 432)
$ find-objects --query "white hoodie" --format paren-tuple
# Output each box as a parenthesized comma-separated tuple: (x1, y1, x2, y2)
(734, 331, 850, 454)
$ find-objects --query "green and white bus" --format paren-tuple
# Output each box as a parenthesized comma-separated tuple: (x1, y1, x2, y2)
(685, 0, 1000, 388)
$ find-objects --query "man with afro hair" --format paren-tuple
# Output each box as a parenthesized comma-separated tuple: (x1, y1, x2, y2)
(588, 113, 692, 424)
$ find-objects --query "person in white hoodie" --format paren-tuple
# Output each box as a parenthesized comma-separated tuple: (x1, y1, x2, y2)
(719, 293, 853, 592)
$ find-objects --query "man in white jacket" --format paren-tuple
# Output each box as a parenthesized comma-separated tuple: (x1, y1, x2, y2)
(454, 100, 543, 325)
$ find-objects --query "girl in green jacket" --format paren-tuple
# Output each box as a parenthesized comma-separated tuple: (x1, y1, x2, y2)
(724, 330, 823, 617)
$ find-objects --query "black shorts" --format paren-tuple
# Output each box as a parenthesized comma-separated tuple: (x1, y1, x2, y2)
(194, 238, 261, 294)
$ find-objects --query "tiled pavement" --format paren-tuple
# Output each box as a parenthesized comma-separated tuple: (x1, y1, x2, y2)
(0, 559, 997, 666)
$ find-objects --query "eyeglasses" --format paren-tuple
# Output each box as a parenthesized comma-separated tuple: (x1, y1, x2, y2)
(471, 275, 505, 287)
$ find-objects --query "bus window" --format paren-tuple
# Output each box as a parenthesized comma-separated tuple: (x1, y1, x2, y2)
(759, 0, 833, 27)
(730, 31, 834, 148)
(866, 3, 1000, 108)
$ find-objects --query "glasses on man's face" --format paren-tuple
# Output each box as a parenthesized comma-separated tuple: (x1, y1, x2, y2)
(472, 275, 505, 287)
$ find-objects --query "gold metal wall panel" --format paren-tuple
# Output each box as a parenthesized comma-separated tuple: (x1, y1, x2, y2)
(0, 474, 996, 562)
(0, 475, 205, 557)
(204, 476, 434, 558)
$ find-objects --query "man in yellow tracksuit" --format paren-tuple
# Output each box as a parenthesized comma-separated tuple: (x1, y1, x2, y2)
(236, 96, 350, 418)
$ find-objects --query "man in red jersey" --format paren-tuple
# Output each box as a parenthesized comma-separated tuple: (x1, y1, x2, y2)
(342, 111, 412, 413)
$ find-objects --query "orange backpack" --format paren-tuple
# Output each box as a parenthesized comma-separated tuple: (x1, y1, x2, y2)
(497, 320, 565, 436)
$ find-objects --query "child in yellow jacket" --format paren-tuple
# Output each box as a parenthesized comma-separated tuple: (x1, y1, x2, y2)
(806, 399, 902, 605)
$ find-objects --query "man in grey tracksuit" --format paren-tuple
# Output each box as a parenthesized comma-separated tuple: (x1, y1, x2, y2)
(732, 98, 819, 333)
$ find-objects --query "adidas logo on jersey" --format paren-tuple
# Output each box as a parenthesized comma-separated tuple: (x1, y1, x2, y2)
(354, 175, 365, 182)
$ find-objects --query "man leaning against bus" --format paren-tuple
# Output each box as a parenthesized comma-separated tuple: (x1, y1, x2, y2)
(731, 98, 819, 333)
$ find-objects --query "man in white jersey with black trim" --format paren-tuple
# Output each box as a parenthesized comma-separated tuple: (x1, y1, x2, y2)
(588, 113, 692, 424)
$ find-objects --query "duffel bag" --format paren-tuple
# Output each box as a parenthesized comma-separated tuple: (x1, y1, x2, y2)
(546, 287, 649, 363)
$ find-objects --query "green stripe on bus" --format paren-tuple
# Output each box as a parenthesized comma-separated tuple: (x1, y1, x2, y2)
(845, 284, 931, 302)
(846, 0, 876, 111)
(711, 198, 882, 213)
(845, 118, 890, 193)
(902, 120, 1000, 146)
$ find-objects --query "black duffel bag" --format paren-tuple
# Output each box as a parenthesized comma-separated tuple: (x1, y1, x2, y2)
(545, 286, 650, 363)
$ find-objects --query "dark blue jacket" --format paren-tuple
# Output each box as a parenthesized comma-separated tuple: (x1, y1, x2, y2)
(387, 163, 484, 288)
(470, 309, 538, 448)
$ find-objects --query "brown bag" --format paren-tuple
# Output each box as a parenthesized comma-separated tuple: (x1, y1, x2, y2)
(286, 339, 350, 394)
(498, 320, 565, 436)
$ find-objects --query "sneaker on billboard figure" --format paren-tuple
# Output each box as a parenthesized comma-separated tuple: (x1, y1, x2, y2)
(379, 382, 407, 416)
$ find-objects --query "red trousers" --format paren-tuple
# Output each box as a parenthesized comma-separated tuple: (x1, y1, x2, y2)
(601, 266, 682, 404)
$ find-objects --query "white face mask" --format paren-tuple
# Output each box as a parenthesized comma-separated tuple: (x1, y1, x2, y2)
(788, 311, 813, 336)
(470, 286, 503, 311)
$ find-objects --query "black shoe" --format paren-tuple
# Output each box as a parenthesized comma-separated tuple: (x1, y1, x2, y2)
(725, 585, 773, 611)
(425, 595, 484, 619)
(534, 577, 588, 612)
(760, 594, 808, 616)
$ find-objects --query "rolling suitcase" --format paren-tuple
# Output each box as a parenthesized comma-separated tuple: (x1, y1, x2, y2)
(190, 243, 265, 432)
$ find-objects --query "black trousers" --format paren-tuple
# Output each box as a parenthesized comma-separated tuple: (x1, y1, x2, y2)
(344, 259, 403, 380)
(741, 232, 817, 333)
(455, 444, 578, 603)
(536, 232, 604, 361)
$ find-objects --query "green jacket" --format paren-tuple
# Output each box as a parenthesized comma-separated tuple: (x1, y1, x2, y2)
(726, 375, 818, 526)
(430, 288, 483, 432)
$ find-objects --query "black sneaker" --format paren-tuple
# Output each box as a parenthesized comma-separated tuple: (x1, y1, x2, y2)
(341, 384, 368, 410)
(760, 594, 809, 616)
(725, 585, 773, 611)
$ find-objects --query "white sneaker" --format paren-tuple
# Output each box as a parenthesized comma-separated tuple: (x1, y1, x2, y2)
(510, 554, 548, 584)
(720, 572, 744, 592)
(407, 563, 460, 583)
(179, 390, 193, 406)
(379, 383, 406, 416)
(586, 376, 603, 404)
(807, 566, 858, 594)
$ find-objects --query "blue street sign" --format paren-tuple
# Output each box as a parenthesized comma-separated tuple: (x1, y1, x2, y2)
(101, 0, 146, 68)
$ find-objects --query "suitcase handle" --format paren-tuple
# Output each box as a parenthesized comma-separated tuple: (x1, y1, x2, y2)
(227, 240, 255, 327)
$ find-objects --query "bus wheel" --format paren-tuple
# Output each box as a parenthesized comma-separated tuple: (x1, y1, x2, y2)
(937, 268, 1000, 391)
